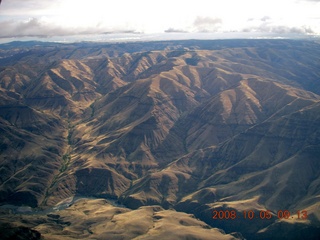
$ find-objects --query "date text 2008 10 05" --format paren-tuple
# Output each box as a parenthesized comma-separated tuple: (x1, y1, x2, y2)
(212, 210, 308, 220)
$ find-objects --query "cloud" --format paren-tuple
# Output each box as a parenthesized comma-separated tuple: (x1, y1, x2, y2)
(247, 16, 272, 24)
(1, 0, 59, 14)
(194, 16, 222, 26)
(242, 15, 317, 36)
(260, 16, 271, 22)
(0, 0, 319, 40)
(243, 23, 315, 35)
(0, 18, 71, 38)
(164, 28, 188, 33)
(2, 0, 57, 7)
(0, 17, 136, 38)
(193, 16, 222, 32)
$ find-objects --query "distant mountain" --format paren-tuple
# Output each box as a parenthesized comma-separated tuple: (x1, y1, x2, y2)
(0, 39, 320, 239)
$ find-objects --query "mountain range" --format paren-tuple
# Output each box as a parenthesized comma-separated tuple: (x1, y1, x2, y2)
(0, 39, 320, 239)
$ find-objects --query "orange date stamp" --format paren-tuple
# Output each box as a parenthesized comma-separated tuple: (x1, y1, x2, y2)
(212, 210, 308, 220)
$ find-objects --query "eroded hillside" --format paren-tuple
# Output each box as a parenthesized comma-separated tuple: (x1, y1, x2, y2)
(1, 39, 320, 239)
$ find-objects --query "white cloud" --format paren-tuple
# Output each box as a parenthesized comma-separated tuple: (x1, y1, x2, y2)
(243, 19, 316, 35)
(244, 25, 315, 35)
(0, 18, 72, 38)
(1, 0, 61, 16)
(260, 16, 271, 22)
(193, 17, 223, 32)
(0, 0, 319, 39)
(164, 28, 188, 33)
(0, 17, 138, 38)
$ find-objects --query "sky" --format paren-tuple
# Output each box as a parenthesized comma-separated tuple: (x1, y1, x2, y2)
(0, 0, 319, 42)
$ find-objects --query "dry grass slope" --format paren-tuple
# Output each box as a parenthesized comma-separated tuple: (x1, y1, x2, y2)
(1, 39, 320, 239)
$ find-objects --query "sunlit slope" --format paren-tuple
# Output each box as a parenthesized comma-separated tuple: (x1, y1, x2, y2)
(0, 39, 320, 239)
(120, 83, 320, 207)
(0, 198, 242, 240)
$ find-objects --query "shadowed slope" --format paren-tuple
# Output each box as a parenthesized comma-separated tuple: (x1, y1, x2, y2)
(1, 39, 320, 240)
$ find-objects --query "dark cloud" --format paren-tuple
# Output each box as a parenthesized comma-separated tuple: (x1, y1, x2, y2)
(193, 16, 222, 32)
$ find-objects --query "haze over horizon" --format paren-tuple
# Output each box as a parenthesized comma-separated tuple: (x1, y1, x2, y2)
(0, 0, 320, 43)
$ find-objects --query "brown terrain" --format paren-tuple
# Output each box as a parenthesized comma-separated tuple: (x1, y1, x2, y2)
(0, 39, 320, 239)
